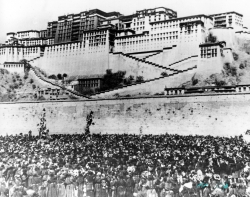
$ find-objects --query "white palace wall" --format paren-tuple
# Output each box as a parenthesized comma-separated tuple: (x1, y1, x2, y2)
(210, 28, 236, 48)
(235, 32, 250, 40)
(0, 47, 41, 64)
(40, 40, 110, 76)
(223, 49, 234, 63)
(198, 57, 223, 77)
(0, 63, 25, 73)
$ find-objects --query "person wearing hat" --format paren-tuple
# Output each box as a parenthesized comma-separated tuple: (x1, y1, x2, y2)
(116, 173, 126, 197)
(132, 172, 140, 197)
(152, 175, 161, 197)
(94, 172, 102, 197)
(166, 173, 178, 197)
(109, 175, 118, 197)
(228, 177, 238, 197)
(237, 177, 246, 197)
(56, 177, 66, 197)
(75, 173, 83, 197)
(27, 167, 35, 188)
(136, 175, 147, 197)
(66, 172, 76, 197)
(7, 180, 15, 197)
(47, 174, 58, 197)
(84, 171, 95, 197)
(100, 177, 109, 197)
(20, 171, 28, 189)
(158, 176, 166, 197)
(31, 170, 42, 193)
(145, 173, 158, 197)
(196, 175, 210, 197)
(125, 174, 135, 197)
(170, 172, 180, 197)
(211, 174, 224, 197)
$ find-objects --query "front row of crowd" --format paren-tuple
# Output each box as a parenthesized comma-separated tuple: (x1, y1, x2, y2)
(0, 132, 250, 197)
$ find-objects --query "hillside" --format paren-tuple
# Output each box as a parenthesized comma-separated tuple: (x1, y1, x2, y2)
(0, 68, 75, 102)
(0, 69, 41, 102)
(181, 39, 250, 88)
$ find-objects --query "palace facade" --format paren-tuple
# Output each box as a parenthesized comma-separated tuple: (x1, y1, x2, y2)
(0, 7, 249, 81)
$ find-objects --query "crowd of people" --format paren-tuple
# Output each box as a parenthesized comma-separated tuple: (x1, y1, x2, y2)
(0, 132, 250, 197)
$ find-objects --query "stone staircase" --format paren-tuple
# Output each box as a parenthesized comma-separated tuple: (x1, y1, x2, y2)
(142, 51, 163, 61)
(167, 55, 199, 71)
(120, 52, 198, 73)
(169, 55, 199, 67)
(120, 52, 179, 73)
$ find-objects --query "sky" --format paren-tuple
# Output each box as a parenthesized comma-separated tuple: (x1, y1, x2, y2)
(0, 0, 250, 43)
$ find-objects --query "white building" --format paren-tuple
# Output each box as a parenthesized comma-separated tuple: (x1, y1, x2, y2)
(114, 14, 213, 55)
(0, 7, 245, 78)
(210, 12, 243, 31)
(16, 30, 40, 39)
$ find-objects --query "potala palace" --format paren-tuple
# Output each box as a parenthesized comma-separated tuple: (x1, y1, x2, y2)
(0, 7, 250, 97)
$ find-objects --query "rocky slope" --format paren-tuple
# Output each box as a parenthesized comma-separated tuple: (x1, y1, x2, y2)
(181, 38, 250, 88)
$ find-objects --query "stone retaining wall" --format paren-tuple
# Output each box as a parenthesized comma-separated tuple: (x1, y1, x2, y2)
(1, 93, 250, 136)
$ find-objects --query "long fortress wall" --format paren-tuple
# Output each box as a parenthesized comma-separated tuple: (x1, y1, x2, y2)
(1, 93, 250, 137)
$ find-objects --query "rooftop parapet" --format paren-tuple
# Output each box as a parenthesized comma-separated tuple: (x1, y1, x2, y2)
(199, 41, 226, 48)
(150, 14, 213, 24)
(16, 30, 40, 33)
(210, 11, 243, 17)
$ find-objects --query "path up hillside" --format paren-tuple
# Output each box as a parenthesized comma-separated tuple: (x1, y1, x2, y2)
(0, 69, 45, 102)
(0, 68, 73, 102)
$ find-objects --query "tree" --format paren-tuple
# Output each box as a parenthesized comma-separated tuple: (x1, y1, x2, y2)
(215, 79, 226, 87)
(85, 111, 94, 135)
(20, 59, 31, 77)
(63, 73, 68, 79)
(20, 59, 31, 72)
(206, 33, 217, 43)
(161, 72, 168, 77)
(57, 73, 62, 80)
(48, 74, 57, 80)
(233, 52, 239, 61)
(136, 76, 144, 83)
(106, 69, 112, 75)
(101, 69, 126, 91)
(128, 75, 134, 81)
(223, 62, 237, 77)
(38, 108, 47, 139)
(231, 66, 237, 77)
(124, 75, 135, 85)
(191, 74, 199, 86)
(29, 78, 34, 84)
(32, 84, 36, 89)
(239, 63, 245, 69)
(23, 73, 28, 80)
